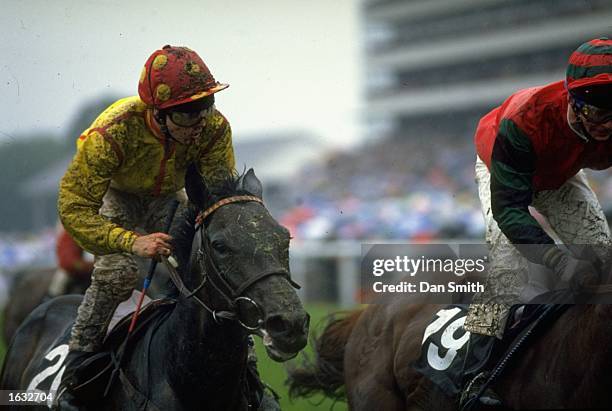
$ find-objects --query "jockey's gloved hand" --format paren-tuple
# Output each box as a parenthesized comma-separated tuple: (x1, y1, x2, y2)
(542, 247, 600, 292)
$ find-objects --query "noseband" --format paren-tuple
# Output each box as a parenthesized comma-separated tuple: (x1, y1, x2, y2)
(163, 195, 300, 331)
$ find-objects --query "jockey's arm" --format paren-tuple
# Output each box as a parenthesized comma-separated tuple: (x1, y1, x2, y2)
(58, 129, 139, 256)
(490, 118, 556, 264)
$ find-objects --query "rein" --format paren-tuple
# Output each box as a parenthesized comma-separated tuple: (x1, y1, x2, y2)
(164, 195, 300, 331)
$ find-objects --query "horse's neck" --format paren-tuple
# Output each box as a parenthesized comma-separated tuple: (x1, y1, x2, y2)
(158, 291, 248, 404)
(149, 226, 249, 407)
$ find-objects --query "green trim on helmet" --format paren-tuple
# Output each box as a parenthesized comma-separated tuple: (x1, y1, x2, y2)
(566, 64, 612, 80)
(576, 43, 612, 55)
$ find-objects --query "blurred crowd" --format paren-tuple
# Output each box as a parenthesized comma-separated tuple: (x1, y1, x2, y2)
(280, 134, 485, 241)
(0, 229, 56, 270)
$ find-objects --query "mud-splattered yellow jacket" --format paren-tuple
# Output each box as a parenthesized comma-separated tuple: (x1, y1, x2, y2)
(58, 96, 235, 255)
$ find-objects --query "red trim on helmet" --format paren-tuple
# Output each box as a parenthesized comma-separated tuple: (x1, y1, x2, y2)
(569, 51, 612, 67)
(588, 38, 612, 47)
(567, 73, 612, 90)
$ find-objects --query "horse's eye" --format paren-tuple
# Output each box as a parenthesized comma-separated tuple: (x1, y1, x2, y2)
(211, 240, 229, 253)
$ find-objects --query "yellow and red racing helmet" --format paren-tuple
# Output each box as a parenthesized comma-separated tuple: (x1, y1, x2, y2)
(138, 45, 228, 110)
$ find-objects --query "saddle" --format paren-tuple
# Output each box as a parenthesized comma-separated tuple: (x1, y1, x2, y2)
(70, 294, 176, 405)
(412, 301, 571, 403)
(67, 294, 269, 410)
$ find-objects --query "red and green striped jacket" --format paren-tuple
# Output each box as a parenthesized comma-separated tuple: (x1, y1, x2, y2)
(475, 80, 612, 264)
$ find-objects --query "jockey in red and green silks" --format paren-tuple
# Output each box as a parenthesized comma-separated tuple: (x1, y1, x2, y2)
(466, 38, 612, 338)
(461, 36, 612, 408)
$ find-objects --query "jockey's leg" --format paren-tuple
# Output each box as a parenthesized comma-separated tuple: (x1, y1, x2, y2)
(69, 253, 140, 352)
(54, 253, 139, 410)
(465, 156, 530, 338)
(463, 156, 532, 407)
(55, 188, 142, 409)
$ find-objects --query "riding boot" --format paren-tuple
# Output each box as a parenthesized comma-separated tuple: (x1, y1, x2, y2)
(460, 334, 502, 409)
(53, 350, 96, 410)
(246, 336, 281, 411)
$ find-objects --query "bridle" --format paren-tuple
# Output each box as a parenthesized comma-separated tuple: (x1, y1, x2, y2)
(162, 195, 300, 331)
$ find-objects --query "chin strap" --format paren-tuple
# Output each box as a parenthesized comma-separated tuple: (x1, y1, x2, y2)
(152, 110, 180, 146)
(566, 104, 591, 142)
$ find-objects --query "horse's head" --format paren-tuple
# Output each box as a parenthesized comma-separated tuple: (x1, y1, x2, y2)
(182, 165, 309, 361)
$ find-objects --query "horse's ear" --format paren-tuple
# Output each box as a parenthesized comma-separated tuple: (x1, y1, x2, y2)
(185, 163, 210, 209)
(239, 168, 263, 198)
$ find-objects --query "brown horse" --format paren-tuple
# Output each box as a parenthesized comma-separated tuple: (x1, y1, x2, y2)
(288, 298, 612, 410)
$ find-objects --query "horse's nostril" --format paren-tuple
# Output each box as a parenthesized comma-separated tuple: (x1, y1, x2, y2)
(266, 315, 288, 335)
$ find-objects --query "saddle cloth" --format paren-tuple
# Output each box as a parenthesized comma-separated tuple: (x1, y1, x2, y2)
(25, 293, 176, 408)
(412, 305, 494, 397)
(412, 303, 570, 397)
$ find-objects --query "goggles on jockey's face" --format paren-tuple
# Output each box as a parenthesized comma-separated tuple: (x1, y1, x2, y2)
(569, 88, 612, 125)
(167, 95, 215, 128)
(577, 102, 612, 124)
(169, 110, 207, 127)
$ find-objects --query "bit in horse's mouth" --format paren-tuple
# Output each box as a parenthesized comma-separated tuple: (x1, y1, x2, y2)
(260, 329, 298, 362)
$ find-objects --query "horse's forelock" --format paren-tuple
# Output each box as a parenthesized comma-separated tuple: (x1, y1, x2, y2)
(203, 169, 254, 209)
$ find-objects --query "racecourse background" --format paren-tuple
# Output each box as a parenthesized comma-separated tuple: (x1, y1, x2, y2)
(2, 1, 612, 410)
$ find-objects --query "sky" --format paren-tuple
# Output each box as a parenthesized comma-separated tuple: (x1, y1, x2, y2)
(0, 0, 361, 147)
